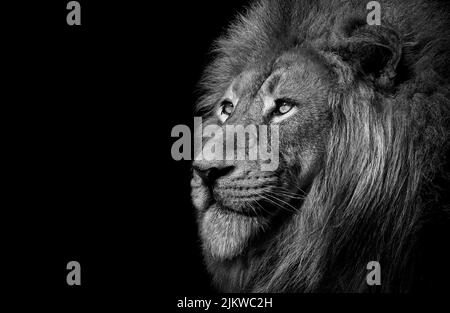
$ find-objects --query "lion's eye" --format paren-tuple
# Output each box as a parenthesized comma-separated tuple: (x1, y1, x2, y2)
(274, 99, 295, 115)
(220, 100, 234, 116)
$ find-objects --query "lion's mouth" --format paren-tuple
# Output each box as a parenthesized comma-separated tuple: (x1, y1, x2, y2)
(210, 186, 275, 217)
(209, 198, 262, 217)
(192, 171, 308, 259)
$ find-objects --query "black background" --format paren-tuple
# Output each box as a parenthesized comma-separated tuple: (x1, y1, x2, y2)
(6, 0, 449, 310)
(9, 0, 247, 302)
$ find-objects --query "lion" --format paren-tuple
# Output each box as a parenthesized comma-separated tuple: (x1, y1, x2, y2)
(191, 0, 450, 292)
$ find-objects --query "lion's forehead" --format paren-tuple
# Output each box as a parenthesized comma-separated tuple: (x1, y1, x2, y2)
(227, 50, 329, 105)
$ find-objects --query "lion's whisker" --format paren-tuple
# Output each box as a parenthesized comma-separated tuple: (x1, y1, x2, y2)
(259, 194, 294, 213)
(251, 198, 272, 217)
(271, 188, 306, 200)
(264, 193, 299, 213)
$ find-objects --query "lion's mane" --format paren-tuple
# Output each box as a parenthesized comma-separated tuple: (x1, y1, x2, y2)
(197, 0, 450, 292)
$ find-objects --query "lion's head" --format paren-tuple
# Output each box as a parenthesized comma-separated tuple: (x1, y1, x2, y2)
(191, 0, 450, 292)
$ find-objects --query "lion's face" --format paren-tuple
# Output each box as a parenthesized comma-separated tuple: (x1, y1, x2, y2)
(186, 0, 450, 293)
(191, 50, 332, 260)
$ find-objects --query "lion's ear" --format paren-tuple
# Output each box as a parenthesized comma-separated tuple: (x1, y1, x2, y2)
(336, 22, 403, 88)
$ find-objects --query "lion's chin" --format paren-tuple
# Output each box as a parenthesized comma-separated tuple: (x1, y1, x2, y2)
(200, 203, 263, 260)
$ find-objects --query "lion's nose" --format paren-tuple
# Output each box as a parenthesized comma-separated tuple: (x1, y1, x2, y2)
(192, 161, 235, 185)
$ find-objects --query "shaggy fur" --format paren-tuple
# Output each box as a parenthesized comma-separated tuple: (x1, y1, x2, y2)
(195, 0, 450, 292)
